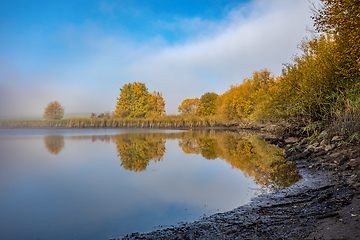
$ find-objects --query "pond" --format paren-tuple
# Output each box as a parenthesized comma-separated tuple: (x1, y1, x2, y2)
(0, 129, 301, 240)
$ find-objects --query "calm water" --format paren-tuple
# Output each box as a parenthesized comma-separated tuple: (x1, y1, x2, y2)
(0, 129, 301, 240)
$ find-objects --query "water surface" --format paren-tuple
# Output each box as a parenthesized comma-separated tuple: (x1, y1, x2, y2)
(0, 129, 300, 239)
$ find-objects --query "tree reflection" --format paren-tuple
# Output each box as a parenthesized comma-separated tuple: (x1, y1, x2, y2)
(178, 133, 218, 160)
(80, 131, 301, 189)
(44, 135, 65, 155)
(114, 133, 166, 172)
(177, 131, 301, 190)
(216, 133, 301, 190)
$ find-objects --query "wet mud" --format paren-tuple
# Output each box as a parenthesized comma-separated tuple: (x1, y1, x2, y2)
(114, 134, 360, 240)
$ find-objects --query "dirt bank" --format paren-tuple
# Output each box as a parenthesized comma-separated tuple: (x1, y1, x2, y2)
(114, 133, 360, 240)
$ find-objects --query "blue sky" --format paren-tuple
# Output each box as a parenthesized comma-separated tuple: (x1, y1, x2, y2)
(0, 0, 317, 118)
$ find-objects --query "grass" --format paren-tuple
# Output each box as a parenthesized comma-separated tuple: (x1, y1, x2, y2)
(0, 115, 228, 129)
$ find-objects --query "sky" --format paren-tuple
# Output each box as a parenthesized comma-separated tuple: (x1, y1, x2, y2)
(0, 0, 319, 118)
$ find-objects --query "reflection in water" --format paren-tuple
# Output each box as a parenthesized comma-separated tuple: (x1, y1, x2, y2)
(176, 131, 301, 190)
(111, 131, 301, 190)
(44, 131, 301, 190)
(214, 133, 301, 190)
(114, 133, 166, 172)
(69, 135, 112, 143)
(178, 133, 218, 160)
(43, 135, 65, 155)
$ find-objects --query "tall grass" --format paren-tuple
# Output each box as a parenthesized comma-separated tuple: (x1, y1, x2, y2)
(0, 119, 69, 128)
(0, 115, 228, 129)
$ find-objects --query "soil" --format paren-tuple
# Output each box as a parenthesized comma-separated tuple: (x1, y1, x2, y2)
(113, 132, 360, 240)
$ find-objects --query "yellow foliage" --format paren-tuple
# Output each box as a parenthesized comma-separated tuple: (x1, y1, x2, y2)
(198, 92, 218, 116)
(178, 98, 199, 115)
(43, 101, 64, 120)
(115, 82, 165, 119)
(114, 133, 166, 172)
(312, 0, 360, 81)
(216, 69, 274, 120)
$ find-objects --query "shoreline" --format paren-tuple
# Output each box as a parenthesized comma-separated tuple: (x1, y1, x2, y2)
(114, 132, 360, 239)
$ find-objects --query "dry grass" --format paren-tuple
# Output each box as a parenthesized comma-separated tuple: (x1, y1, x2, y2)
(0, 115, 230, 129)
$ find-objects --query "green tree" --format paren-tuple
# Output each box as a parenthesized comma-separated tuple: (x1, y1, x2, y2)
(198, 92, 218, 116)
(115, 82, 165, 118)
(178, 98, 199, 115)
(43, 101, 64, 120)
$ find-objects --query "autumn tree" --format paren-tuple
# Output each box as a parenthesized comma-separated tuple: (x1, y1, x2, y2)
(256, 35, 360, 121)
(198, 92, 218, 116)
(115, 82, 166, 118)
(241, 69, 275, 119)
(217, 69, 274, 120)
(147, 92, 166, 117)
(216, 86, 240, 120)
(43, 101, 64, 120)
(311, 0, 360, 83)
(178, 98, 199, 115)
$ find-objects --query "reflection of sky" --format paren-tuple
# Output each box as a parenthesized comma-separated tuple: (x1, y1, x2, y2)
(0, 129, 259, 240)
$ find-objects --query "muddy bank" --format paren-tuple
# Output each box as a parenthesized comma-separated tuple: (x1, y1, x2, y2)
(114, 134, 360, 240)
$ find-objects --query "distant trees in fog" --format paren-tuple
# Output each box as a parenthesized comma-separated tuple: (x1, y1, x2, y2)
(43, 101, 64, 120)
